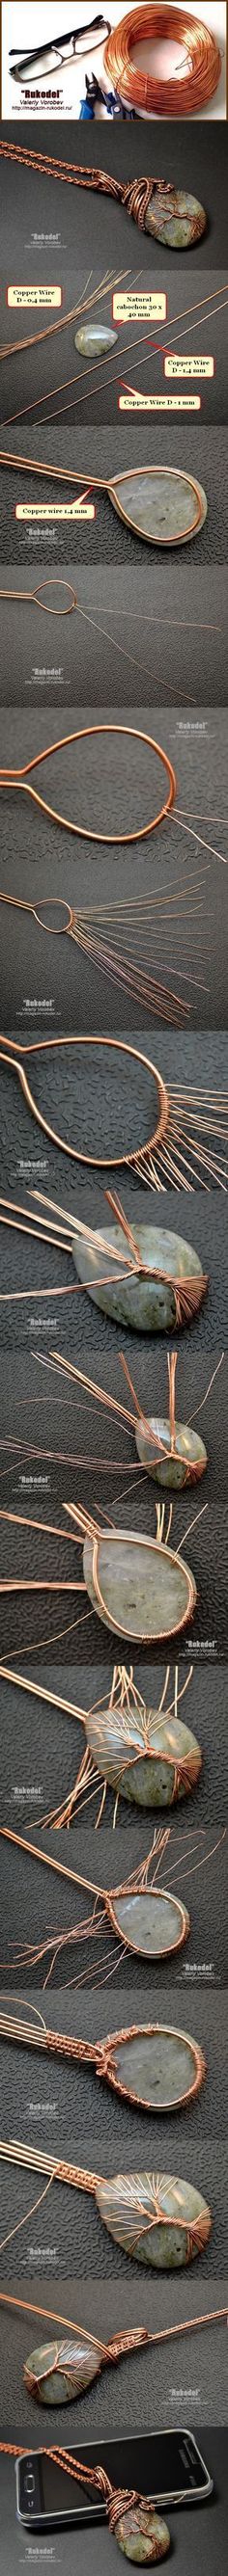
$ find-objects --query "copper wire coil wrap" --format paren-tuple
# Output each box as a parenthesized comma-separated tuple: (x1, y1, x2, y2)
(104, 7, 221, 116)
(108, 2488, 139, 2534)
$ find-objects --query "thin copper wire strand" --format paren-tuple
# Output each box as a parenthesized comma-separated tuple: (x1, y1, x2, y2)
(0, 268, 127, 364)
(104, 7, 221, 115)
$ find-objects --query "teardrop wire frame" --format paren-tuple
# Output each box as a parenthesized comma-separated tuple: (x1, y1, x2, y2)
(0, 721, 176, 845)
(0, 1034, 227, 1191)
(108, 466, 205, 549)
(0, 1818, 224, 1984)
(0, 1658, 202, 1830)
(0, 1815, 194, 1971)
(0, 2001, 206, 2111)
(0, 580, 78, 618)
(0, 455, 207, 551)
(0, 1460, 208, 1640)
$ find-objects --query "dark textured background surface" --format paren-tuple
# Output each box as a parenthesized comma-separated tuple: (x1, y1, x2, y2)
(0, 1818, 226, 1988)
(0, 118, 226, 272)
(0, 423, 226, 561)
(0, 1190, 226, 1349)
(0, 565, 227, 706)
(0, 1359, 226, 1658)
(0, 2280, 227, 2434)
(0, 1338, 226, 1486)
(0, 2114, 227, 2279)
(1, 266, 227, 428)
(0, 1661, 227, 1829)
(0, 1985, 227, 2229)
(0, 1022, 227, 1199)
(1, 2431, 227, 2576)
(0, 704, 227, 1032)
(0, 1540, 223, 1660)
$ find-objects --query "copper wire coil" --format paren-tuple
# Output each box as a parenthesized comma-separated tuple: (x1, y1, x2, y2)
(104, 6, 221, 117)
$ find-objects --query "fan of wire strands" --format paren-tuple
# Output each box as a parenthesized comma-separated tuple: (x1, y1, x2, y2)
(0, 863, 210, 1027)
(0, 1033, 227, 1190)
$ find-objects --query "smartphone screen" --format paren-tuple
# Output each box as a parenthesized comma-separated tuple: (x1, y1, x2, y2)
(16, 2430, 213, 2528)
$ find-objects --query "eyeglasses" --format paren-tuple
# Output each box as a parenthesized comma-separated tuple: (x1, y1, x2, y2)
(10, 18, 111, 84)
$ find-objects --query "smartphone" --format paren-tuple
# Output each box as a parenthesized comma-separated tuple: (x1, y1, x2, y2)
(16, 2430, 214, 2530)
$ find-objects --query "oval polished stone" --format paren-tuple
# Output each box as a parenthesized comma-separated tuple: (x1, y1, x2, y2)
(110, 1889, 189, 1957)
(107, 2026, 205, 2109)
(24, 2335, 101, 2404)
(83, 1529, 195, 1642)
(145, 188, 207, 252)
(135, 1416, 207, 1488)
(116, 2506, 170, 2563)
(108, 470, 208, 547)
(72, 1221, 205, 1334)
(74, 324, 117, 356)
(95, 2170, 211, 2268)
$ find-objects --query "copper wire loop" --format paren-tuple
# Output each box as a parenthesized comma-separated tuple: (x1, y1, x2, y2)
(0, 723, 176, 847)
(104, 7, 221, 116)
(0, 1035, 169, 1171)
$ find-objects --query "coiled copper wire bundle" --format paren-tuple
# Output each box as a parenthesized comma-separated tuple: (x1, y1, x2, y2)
(104, 7, 221, 117)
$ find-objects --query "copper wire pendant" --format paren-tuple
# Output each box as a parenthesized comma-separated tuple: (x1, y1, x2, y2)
(0, 139, 208, 252)
(2, 2290, 227, 2417)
